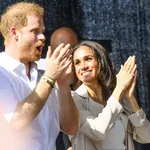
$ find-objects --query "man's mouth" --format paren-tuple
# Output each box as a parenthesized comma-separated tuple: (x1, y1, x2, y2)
(36, 42, 45, 52)
(37, 45, 43, 52)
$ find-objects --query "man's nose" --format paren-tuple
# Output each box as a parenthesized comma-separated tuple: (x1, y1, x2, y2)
(38, 33, 46, 42)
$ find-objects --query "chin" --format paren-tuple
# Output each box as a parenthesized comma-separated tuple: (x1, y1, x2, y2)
(82, 76, 95, 83)
(31, 56, 41, 62)
(35, 53, 41, 60)
(82, 79, 91, 83)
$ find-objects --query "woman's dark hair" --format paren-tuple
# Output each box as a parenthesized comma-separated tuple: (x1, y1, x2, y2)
(73, 40, 116, 101)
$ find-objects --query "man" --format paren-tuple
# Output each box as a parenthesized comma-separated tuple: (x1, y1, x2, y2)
(0, 2, 79, 150)
(50, 27, 79, 150)
(50, 27, 78, 51)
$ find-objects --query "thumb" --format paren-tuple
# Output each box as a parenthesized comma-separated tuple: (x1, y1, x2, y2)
(116, 64, 123, 77)
(46, 46, 53, 60)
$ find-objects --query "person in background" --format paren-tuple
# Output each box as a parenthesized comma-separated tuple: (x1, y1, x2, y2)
(0, 2, 79, 150)
(50, 27, 78, 52)
(50, 27, 79, 150)
(70, 40, 150, 150)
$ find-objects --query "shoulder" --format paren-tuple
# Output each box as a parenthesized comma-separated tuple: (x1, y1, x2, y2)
(71, 92, 88, 110)
(0, 67, 12, 87)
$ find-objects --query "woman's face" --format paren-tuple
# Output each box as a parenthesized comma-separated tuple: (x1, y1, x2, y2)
(73, 46, 99, 84)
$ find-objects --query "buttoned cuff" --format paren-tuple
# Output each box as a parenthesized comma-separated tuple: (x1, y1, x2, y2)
(128, 108, 146, 127)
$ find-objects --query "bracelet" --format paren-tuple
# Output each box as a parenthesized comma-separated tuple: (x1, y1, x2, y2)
(41, 74, 55, 88)
(43, 74, 55, 83)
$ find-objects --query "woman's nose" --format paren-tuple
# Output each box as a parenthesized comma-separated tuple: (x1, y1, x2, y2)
(80, 61, 88, 70)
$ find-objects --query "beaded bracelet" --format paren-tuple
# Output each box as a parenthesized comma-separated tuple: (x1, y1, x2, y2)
(41, 74, 55, 88)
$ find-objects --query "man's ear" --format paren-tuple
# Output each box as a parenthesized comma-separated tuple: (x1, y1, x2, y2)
(10, 26, 19, 40)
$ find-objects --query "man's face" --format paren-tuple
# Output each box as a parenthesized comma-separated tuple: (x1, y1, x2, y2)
(17, 14, 45, 63)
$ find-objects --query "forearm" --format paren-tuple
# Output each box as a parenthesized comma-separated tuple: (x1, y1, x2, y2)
(10, 78, 53, 131)
(79, 96, 123, 141)
(111, 85, 126, 102)
(126, 95, 140, 113)
(58, 87, 79, 135)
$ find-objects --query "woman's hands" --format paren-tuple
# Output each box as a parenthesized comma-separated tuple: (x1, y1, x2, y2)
(112, 56, 137, 101)
(124, 70, 137, 99)
(124, 67, 140, 113)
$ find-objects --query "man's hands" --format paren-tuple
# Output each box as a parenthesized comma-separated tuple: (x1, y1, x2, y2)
(44, 43, 79, 134)
(45, 43, 72, 82)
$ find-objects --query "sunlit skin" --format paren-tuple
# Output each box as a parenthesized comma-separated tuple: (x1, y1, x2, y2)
(73, 46, 101, 86)
(16, 14, 45, 64)
(73, 46, 104, 104)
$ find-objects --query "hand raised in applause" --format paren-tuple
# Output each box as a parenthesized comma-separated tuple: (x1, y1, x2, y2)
(44, 43, 72, 82)
(112, 56, 137, 101)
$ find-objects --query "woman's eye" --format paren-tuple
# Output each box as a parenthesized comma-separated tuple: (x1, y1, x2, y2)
(74, 61, 80, 65)
(86, 57, 92, 61)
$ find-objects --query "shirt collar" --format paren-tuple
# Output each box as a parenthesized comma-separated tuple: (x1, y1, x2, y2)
(0, 52, 37, 71)
(75, 83, 89, 99)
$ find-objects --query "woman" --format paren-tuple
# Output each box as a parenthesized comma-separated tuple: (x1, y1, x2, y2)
(70, 41, 150, 150)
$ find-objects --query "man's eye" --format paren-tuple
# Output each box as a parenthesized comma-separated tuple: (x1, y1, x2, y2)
(33, 30, 38, 34)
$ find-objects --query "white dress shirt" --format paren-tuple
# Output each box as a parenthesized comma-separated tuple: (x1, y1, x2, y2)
(0, 52, 60, 150)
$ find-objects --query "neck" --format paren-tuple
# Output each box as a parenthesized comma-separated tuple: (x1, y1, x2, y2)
(5, 43, 31, 79)
(25, 62, 31, 79)
(84, 82, 104, 105)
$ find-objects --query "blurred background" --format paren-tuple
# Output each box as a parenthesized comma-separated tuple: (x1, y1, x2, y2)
(0, 0, 150, 149)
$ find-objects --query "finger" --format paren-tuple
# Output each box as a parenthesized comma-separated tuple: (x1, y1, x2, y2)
(58, 56, 72, 72)
(52, 43, 65, 58)
(61, 59, 72, 71)
(124, 56, 136, 72)
(133, 70, 137, 83)
(129, 70, 137, 90)
(130, 64, 137, 75)
(123, 56, 132, 68)
(60, 54, 72, 66)
(57, 44, 71, 61)
(46, 46, 53, 60)
(65, 62, 73, 75)
(116, 65, 123, 77)
(128, 56, 136, 73)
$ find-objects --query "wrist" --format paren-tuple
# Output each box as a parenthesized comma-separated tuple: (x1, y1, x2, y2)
(44, 71, 56, 81)
(112, 87, 125, 101)
(125, 95, 134, 100)
(41, 74, 55, 88)
(56, 82, 71, 90)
